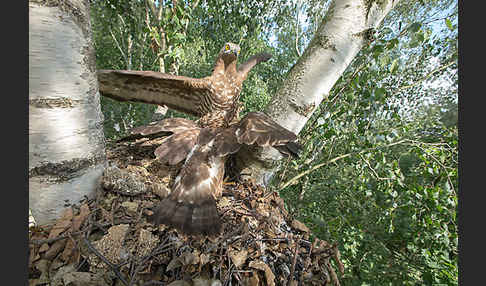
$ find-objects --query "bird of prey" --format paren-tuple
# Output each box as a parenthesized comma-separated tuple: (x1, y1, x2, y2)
(131, 112, 301, 235)
(99, 42, 301, 235)
(98, 42, 272, 127)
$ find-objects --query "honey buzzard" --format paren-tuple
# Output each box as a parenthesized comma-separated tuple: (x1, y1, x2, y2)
(134, 112, 301, 235)
(98, 42, 272, 126)
(99, 42, 301, 235)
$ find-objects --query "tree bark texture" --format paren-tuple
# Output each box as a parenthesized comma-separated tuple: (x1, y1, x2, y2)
(29, 0, 106, 225)
(238, 0, 400, 185)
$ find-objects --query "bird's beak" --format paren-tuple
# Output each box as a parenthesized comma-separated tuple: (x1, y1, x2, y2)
(233, 50, 238, 57)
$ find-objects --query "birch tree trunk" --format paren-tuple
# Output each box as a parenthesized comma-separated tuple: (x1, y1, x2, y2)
(29, 0, 106, 225)
(237, 0, 400, 185)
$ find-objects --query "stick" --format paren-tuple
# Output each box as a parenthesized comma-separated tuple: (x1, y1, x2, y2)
(287, 238, 300, 286)
(82, 237, 129, 286)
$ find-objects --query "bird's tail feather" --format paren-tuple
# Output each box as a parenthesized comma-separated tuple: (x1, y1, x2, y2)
(149, 197, 221, 235)
(149, 143, 224, 235)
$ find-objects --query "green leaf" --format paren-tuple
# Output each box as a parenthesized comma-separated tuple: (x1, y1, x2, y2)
(390, 59, 399, 73)
(386, 38, 399, 50)
(380, 55, 391, 68)
(445, 18, 453, 31)
(408, 22, 422, 32)
(374, 87, 386, 99)
(372, 45, 384, 58)
(416, 31, 425, 43)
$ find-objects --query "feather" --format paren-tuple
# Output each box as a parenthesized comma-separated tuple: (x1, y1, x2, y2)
(98, 70, 212, 116)
(154, 129, 200, 165)
(150, 141, 224, 235)
(235, 112, 298, 146)
(131, 117, 197, 135)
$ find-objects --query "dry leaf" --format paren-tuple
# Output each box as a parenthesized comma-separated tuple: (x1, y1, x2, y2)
(198, 253, 210, 271)
(229, 249, 248, 268)
(39, 243, 49, 253)
(291, 219, 309, 233)
(289, 280, 298, 286)
(248, 271, 260, 286)
(72, 203, 90, 232)
(61, 238, 75, 262)
(180, 251, 197, 265)
(136, 229, 159, 258)
(166, 257, 183, 272)
(332, 244, 345, 275)
(121, 201, 139, 215)
(28, 247, 40, 267)
(249, 260, 275, 286)
(48, 208, 73, 239)
(217, 197, 230, 208)
(44, 239, 67, 260)
(35, 259, 50, 284)
(167, 280, 191, 286)
(89, 224, 129, 268)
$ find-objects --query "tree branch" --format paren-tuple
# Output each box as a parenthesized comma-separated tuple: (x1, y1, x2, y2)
(279, 140, 408, 190)
(397, 60, 456, 91)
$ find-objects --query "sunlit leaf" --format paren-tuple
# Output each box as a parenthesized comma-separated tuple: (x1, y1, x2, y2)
(445, 18, 453, 31)
(390, 58, 399, 73)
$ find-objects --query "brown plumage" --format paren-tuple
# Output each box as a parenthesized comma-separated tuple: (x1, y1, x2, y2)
(145, 112, 301, 235)
(97, 42, 272, 126)
(103, 42, 300, 235)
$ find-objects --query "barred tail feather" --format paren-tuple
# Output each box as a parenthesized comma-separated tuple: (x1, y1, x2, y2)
(149, 142, 224, 235)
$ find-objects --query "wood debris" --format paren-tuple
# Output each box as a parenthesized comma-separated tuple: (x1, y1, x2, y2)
(28, 139, 344, 286)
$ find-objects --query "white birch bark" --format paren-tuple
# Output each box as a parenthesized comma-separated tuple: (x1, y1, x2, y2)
(239, 0, 400, 185)
(29, 0, 106, 225)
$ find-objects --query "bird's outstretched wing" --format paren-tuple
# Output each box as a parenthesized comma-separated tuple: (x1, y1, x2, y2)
(98, 70, 212, 117)
(234, 112, 301, 157)
(154, 129, 201, 165)
(117, 118, 201, 165)
(130, 117, 197, 135)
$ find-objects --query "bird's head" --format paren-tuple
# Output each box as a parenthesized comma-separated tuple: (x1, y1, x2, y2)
(219, 42, 240, 62)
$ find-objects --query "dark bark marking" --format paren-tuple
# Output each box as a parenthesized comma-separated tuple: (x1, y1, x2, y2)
(29, 155, 106, 182)
(29, 98, 81, 108)
(290, 101, 316, 117)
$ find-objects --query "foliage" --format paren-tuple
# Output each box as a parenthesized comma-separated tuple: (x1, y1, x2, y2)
(274, 0, 458, 284)
(91, 0, 287, 140)
(91, 0, 458, 284)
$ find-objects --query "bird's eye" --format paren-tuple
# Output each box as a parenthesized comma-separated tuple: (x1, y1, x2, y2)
(225, 45, 230, 51)
(237, 50, 240, 54)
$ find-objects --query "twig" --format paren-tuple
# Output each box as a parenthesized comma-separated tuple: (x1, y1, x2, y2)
(287, 238, 300, 286)
(326, 258, 341, 286)
(29, 230, 84, 245)
(142, 281, 165, 286)
(128, 240, 176, 285)
(82, 237, 129, 286)
(279, 140, 408, 190)
(359, 153, 393, 181)
(207, 224, 245, 253)
(110, 28, 128, 66)
(396, 60, 456, 91)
